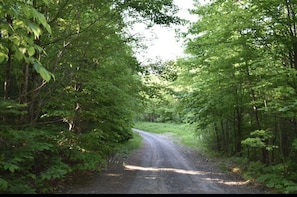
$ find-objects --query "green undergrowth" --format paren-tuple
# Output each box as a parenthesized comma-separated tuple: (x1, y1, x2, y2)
(114, 131, 143, 157)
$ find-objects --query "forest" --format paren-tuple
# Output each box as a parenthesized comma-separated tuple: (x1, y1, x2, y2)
(0, 0, 297, 194)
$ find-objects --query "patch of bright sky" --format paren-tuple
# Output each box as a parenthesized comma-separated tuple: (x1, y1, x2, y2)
(130, 0, 207, 63)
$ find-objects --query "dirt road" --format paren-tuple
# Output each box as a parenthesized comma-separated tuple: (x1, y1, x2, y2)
(57, 129, 270, 194)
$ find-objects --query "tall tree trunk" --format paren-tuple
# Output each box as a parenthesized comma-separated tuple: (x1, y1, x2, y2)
(220, 119, 226, 152)
(4, 51, 11, 100)
(285, 0, 297, 69)
(19, 63, 30, 124)
(214, 121, 220, 151)
(3, 15, 13, 100)
(235, 104, 242, 154)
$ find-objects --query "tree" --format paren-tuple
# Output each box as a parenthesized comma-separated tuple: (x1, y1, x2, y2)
(175, 0, 297, 192)
(179, 0, 297, 163)
(0, 0, 181, 193)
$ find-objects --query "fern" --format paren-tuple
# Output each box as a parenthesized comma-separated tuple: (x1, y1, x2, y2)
(256, 173, 281, 187)
(256, 171, 297, 194)
(40, 160, 71, 181)
(0, 99, 27, 115)
(4, 178, 37, 194)
(0, 178, 8, 191)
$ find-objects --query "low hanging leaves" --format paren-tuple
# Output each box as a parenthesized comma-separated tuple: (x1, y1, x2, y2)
(33, 63, 55, 82)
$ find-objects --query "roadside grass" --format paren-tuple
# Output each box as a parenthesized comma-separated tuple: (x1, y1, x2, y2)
(115, 131, 143, 156)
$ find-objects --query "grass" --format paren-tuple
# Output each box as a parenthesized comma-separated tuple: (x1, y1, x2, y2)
(115, 130, 143, 156)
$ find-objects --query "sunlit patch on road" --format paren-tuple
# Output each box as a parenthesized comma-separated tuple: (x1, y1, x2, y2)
(144, 176, 157, 180)
(203, 178, 251, 186)
(124, 164, 218, 176)
(124, 164, 250, 187)
(105, 173, 122, 177)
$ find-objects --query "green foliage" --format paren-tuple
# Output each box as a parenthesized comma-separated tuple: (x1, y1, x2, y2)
(40, 159, 71, 181)
(138, 60, 182, 123)
(120, 0, 181, 26)
(3, 179, 37, 194)
(33, 63, 55, 82)
(0, 0, 54, 82)
(257, 174, 292, 193)
(251, 162, 297, 194)
(111, 131, 143, 158)
(0, 127, 65, 193)
(292, 138, 297, 150)
(241, 129, 278, 151)
(0, 0, 181, 193)
(0, 177, 8, 191)
(0, 99, 27, 116)
(175, 1, 297, 192)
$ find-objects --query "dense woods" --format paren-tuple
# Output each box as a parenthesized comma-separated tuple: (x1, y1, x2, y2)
(1, 0, 297, 194)
(175, 0, 297, 193)
(0, 0, 180, 193)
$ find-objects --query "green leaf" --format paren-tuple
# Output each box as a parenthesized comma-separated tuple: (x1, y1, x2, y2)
(3, 163, 19, 173)
(32, 8, 52, 34)
(0, 45, 8, 63)
(22, 6, 31, 17)
(39, 67, 51, 82)
(14, 51, 24, 61)
(33, 63, 41, 73)
(28, 47, 35, 56)
(33, 63, 54, 82)
(28, 23, 41, 38)
(0, 52, 8, 63)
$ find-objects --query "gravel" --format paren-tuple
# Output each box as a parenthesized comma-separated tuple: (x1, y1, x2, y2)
(55, 129, 273, 194)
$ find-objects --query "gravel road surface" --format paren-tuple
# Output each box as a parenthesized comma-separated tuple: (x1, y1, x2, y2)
(56, 129, 271, 194)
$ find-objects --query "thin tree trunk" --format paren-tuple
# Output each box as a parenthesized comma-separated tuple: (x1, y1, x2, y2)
(19, 63, 30, 124)
(214, 121, 220, 151)
(4, 52, 11, 100)
(220, 119, 226, 152)
(3, 15, 13, 100)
